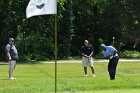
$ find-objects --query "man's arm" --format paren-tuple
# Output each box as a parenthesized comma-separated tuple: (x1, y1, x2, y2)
(7, 52, 11, 61)
(89, 51, 93, 57)
(89, 46, 94, 57)
(81, 46, 88, 58)
(101, 51, 110, 59)
(82, 53, 89, 58)
(82, 51, 93, 58)
(5, 45, 12, 61)
(112, 50, 117, 56)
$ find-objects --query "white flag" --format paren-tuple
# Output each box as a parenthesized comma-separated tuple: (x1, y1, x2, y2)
(26, 0, 57, 18)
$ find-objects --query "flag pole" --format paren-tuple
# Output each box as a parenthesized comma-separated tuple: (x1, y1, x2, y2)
(54, 14, 57, 93)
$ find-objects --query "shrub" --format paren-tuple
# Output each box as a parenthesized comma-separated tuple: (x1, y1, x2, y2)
(19, 55, 31, 62)
(19, 54, 50, 63)
(30, 54, 49, 61)
(120, 50, 140, 58)
(94, 52, 103, 59)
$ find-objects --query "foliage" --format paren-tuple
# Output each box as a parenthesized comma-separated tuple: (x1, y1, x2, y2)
(0, 0, 140, 61)
(58, 0, 74, 59)
(19, 55, 31, 62)
(120, 50, 140, 58)
(94, 51, 103, 59)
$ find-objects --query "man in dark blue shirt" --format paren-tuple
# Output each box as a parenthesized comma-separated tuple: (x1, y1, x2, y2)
(81, 40, 95, 77)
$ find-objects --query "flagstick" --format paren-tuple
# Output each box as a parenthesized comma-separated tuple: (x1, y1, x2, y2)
(54, 14, 57, 93)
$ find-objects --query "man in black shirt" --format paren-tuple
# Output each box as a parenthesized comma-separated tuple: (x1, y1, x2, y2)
(81, 40, 95, 77)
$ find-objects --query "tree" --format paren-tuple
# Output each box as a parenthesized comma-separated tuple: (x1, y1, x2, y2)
(58, 0, 74, 59)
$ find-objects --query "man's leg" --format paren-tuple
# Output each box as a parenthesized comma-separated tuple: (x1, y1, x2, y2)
(9, 61, 13, 78)
(111, 62, 118, 79)
(89, 57, 95, 77)
(9, 68, 13, 78)
(90, 67, 94, 74)
(111, 57, 119, 80)
(108, 57, 119, 80)
(108, 60, 114, 80)
(9, 60, 16, 80)
(84, 67, 87, 76)
(90, 67, 95, 77)
(82, 57, 88, 76)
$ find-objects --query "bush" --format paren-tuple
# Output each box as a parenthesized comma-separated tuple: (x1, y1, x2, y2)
(30, 54, 49, 61)
(94, 52, 103, 59)
(19, 55, 32, 62)
(120, 50, 140, 58)
(19, 54, 50, 63)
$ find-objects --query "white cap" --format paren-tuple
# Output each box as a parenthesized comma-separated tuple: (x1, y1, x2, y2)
(101, 43, 106, 47)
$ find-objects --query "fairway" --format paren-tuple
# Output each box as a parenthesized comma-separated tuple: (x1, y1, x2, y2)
(0, 61, 140, 93)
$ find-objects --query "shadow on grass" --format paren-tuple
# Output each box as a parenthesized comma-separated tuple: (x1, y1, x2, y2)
(0, 79, 9, 81)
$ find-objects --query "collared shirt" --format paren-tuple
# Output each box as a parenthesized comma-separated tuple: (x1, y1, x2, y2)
(81, 45, 93, 56)
(5, 44, 19, 60)
(102, 46, 118, 57)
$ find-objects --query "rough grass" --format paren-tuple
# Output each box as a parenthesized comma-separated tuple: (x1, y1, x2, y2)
(0, 61, 140, 93)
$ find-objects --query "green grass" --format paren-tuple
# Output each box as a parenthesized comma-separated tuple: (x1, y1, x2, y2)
(0, 61, 140, 93)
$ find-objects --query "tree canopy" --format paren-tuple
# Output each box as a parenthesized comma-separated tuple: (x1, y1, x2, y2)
(0, 0, 140, 61)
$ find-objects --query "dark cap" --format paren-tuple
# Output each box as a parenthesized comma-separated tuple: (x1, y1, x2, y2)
(9, 38, 14, 42)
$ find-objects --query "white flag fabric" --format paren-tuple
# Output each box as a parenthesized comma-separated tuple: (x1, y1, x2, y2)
(26, 0, 57, 18)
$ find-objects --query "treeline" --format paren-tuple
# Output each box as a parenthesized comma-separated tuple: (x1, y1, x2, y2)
(0, 0, 140, 61)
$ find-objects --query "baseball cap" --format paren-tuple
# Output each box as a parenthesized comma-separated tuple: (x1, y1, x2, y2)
(9, 38, 14, 42)
(101, 43, 106, 47)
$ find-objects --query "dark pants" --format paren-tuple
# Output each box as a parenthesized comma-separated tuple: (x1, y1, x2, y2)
(108, 56, 119, 80)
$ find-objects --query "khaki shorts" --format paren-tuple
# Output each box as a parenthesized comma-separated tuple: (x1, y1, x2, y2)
(9, 60, 16, 70)
(82, 57, 94, 67)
